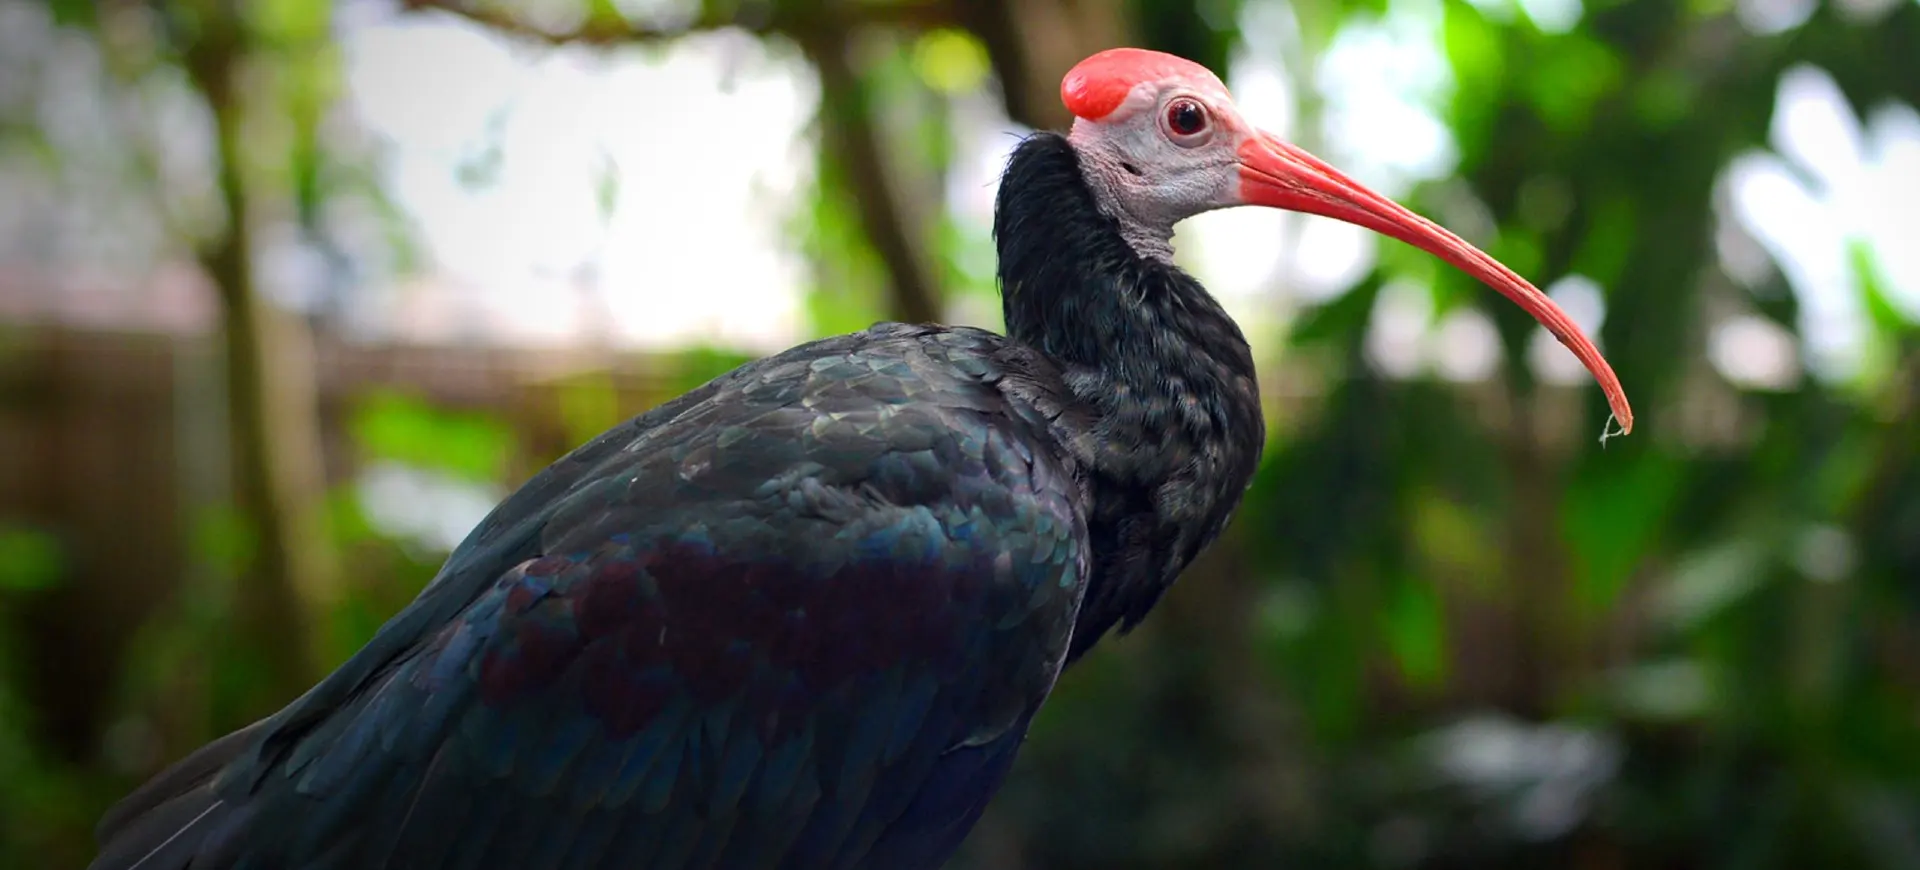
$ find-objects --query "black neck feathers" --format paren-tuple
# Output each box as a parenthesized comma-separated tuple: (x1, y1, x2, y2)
(993, 132, 1265, 659)
(994, 133, 1259, 417)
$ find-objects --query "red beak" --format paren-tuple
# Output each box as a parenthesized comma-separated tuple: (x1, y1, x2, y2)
(1236, 132, 1632, 435)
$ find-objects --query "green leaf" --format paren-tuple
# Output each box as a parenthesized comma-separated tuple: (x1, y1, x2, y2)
(44, 0, 98, 28)
(191, 504, 256, 579)
(1632, 70, 1697, 131)
(934, 214, 1003, 333)
(1381, 572, 1449, 690)
(1489, 226, 1545, 280)
(555, 371, 622, 450)
(669, 346, 758, 395)
(350, 391, 516, 482)
(1610, 658, 1711, 720)
(0, 527, 63, 591)
(1288, 275, 1384, 347)
(1410, 487, 1499, 584)
(1655, 539, 1767, 630)
(252, 0, 331, 43)
(910, 29, 990, 95)
(1571, 194, 1637, 286)
(1443, 0, 1508, 159)
(1562, 450, 1683, 612)
(1523, 34, 1624, 136)
(1852, 238, 1912, 334)
(797, 151, 891, 337)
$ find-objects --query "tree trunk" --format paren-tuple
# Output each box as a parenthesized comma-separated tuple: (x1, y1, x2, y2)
(800, 25, 945, 324)
(959, 0, 1133, 131)
(182, 12, 330, 708)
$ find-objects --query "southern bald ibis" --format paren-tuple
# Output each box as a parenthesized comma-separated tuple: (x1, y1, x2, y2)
(90, 47, 1630, 870)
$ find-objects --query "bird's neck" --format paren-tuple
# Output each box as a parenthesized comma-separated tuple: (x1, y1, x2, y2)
(994, 133, 1255, 403)
(993, 132, 1264, 658)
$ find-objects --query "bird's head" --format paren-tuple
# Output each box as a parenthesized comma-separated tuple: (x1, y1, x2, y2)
(1060, 47, 1632, 435)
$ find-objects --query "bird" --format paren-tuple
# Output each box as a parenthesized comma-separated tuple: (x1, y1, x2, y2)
(90, 47, 1631, 870)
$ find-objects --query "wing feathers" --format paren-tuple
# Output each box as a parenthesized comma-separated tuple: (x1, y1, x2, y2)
(93, 721, 259, 847)
(91, 327, 1089, 870)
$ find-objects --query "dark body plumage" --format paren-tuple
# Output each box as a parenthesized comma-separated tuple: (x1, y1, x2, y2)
(90, 133, 1264, 870)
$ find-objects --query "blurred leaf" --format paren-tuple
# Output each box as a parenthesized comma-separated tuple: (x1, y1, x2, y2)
(936, 213, 1001, 317)
(797, 141, 892, 335)
(910, 29, 990, 95)
(1488, 226, 1545, 280)
(1656, 539, 1768, 630)
(1562, 450, 1682, 611)
(1854, 238, 1914, 336)
(43, 0, 98, 28)
(669, 346, 758, 395)
(556, 370, 622, 449)
(1633, 70, 1698, 131)
(252, 0, 331, 43)
(1128, 0, 1244, 74)
(1284, 586, 1371, 741)
(1444, 0, 1509, 159)
(1570, 194, 1636, 286)
(1523, 34, 1623, 135)
(349, 391, 517, 482)
(585, 0, 626, 29)
(1288, 275, 1384, 347)
(1685, 0, 1736, 16)
(1382, 573, 1450, 690)
(1378, 223, 1445, 290)
(1610, 658, 1711, 720)
(191, 504, 256, 578)
(1257, 580, 1321, 643)
(1410, 487, 1499, 583)
(0, 526, 63, 591)
(1817, 425, 1880, 518)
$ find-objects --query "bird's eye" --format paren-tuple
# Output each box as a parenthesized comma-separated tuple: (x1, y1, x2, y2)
(1163, 98, 1211, 146)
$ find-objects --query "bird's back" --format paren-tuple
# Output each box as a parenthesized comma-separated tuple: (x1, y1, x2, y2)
(91, 323, 1092, 870)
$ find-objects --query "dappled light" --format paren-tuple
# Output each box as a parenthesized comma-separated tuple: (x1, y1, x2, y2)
(340, 13, 815, 349)
(1724, 63, 1920, 382)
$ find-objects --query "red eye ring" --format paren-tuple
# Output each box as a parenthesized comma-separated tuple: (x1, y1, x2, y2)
(1163, 97, 1210, 145)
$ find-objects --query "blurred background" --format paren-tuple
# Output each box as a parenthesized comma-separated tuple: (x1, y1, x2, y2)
(1, 0, 1917, 866)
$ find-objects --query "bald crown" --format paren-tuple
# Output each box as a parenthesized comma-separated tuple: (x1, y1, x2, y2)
(1061, 48, 1229, 122)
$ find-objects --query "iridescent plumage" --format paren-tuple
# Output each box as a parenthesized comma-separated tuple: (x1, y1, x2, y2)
(92, 323, 1106, 870)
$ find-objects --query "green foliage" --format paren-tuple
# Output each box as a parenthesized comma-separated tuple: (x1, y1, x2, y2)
(1560, 448, 1682, 611)
(1380, 566, 1450, 689)
(350, 390, 517, 482)
(189, 503, 257, 579)
(910, 29, 992, 95)
(1522, 32, 1623, 136)
(798, 152, 893, 334)
(975, 0, 1920, 865)
(667, 346, 761, 394)
(0, 526, 63, 592)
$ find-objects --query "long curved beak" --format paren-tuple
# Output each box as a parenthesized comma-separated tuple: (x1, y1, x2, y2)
(1237, 131, 1632, 435)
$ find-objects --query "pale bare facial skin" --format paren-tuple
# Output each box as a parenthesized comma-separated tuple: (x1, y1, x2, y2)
(1066, 78, 1246, 262)
(1058, 50, 1633, 436)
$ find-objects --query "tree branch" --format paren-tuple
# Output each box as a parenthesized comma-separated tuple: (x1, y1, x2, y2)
(178, 4, 330, 705)
(956, 0, 1132, 130)
(799, 27, 943, 323)
(399, 0, 956, 46)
